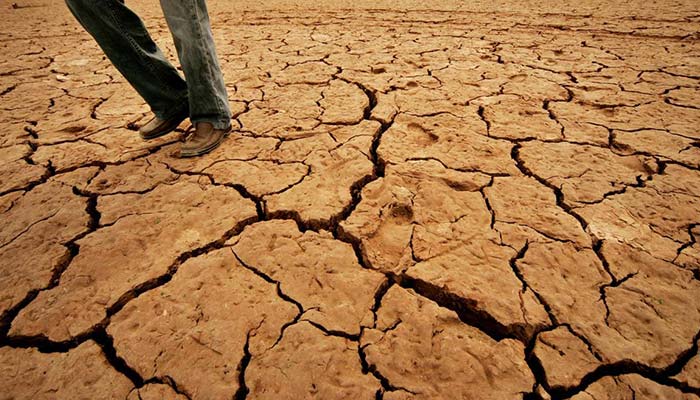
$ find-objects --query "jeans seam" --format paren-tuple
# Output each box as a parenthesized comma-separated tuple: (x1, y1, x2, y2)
(105, 0, 175, 94)
(189, 0, 227, 120)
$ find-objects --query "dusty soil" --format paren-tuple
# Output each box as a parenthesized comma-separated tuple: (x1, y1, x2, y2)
(1, 0, 699, 398)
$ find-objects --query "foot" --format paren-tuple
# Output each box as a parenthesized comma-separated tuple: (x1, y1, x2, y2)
(138, 108, 189, 140)
(179, 122, 231, 158)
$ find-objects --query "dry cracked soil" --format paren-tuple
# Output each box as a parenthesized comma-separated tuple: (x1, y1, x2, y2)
(1, 0, 699, 399)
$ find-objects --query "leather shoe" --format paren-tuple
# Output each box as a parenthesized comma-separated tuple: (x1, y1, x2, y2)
(179, 122, 231, 157)
(139, 108, 189, 140)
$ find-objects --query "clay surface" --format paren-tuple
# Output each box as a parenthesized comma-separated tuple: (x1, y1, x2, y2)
(0, 341, 133, 399)
(1, 0, 699, 398)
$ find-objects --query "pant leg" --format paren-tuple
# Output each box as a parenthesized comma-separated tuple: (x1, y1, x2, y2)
(159, 0, 231, 129)
(65, 0, 189, 120)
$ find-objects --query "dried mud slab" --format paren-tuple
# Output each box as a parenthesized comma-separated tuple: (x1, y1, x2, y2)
(570, 374, 698, 400)
(361, 286, 534, 399)
(31, 98, 110, 145)
(484, 176, 591, 247)
(340, 161, 550, 337)
(32, 127, 177, 173)
(0, 177, 88, 319)
(559, 119, 610, 146)
(0, 144, 47, 194)
(246, 322, 380, 399)
(533, 326, 602, 389)
(264, 128, 375, 223)
(613, 129, 700, 169)
(127, 384, 189, 400)
(10, 180, 256, 341)
(569, 84, 654, 109)
(93, 83, 151, 123)
(518, 141, 656, 206)
(0, 191, 22, 214)
(320, 80, 370, 124)
(674, 339, 700, 390)
(0, 82, 63, 123)
(500, 71, 571, 101)
(243, 83, 324, 131)
(598, 242, 700, 367)
(406, 244, 552, 340)
(0, 122, 33, 149)
(550, 100, 700, 140)
(238, 106, 320, 138)
(520, 241, 700, 370)
(109, 248, 297, 400)
(579, 164, 700, 262)
(165, 134, 313, 198)
(233, 220, 385, 335)
(82, 157, 178, 195)
(666, 87, 699, 108)
(479, 95, 563, 141)
(392, 85, 480, 118)
(378, 113, 519, 175)
(271, 61, 337, 85)
(0, 341, 132, 399)
(207, 159, 309, 196)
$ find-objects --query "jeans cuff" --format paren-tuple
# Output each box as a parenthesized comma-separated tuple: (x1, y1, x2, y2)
(191, 116, 231, 130)
(155, 98, 189, 120)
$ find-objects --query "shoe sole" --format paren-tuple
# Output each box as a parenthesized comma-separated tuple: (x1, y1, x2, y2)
(179, 127, 232, 158)
(139, 112, 189, 140)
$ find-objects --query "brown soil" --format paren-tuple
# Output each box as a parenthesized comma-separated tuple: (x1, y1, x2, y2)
(1, 0, 699, 399)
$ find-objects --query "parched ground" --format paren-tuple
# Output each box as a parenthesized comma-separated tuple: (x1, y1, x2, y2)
(1, 0, 699, 398)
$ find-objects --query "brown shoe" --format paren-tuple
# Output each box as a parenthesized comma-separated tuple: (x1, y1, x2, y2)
(179, 122, 231, 158)
(138, 108, 189, 140)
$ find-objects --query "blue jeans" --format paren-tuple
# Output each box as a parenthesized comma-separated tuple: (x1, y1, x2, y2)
(65, 0, 231, 129)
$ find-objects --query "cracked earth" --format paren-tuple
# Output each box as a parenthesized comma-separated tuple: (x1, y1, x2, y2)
(1, 0, 699, 398)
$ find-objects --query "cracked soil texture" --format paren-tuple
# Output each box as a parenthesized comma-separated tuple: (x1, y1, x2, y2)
(1, 0, 699, 399)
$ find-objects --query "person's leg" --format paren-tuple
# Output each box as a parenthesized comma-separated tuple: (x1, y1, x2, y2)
(64, 0, 189, 121)
(159, 0, 231, 130)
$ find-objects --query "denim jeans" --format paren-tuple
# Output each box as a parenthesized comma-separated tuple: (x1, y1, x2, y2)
(65, 0, 231, 129)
